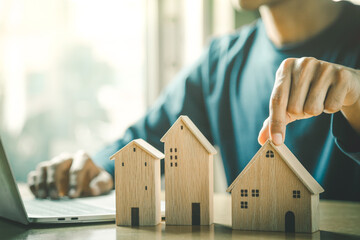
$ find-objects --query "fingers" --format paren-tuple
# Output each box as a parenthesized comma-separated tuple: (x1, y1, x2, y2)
(303, 62, 334, 116)
(324, 82, 347, 114)
(269, 58, 293, 145)
(34, 162, 50, 198)
(287, 57, 319, 117)
(89, 170, 114, 196)
(27, 171, 37, 197)
(46, 153, 73, 199)
(261, 57, 356, 146)
(28, 150, 109, 199)
(68, 150, 100, 198)
(27, 154, 72, 199)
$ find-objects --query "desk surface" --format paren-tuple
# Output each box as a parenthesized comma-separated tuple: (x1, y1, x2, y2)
(1, 188, 360, 240)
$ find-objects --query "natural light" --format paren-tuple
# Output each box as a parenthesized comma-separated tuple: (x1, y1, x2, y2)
(0, 0, 146, 181)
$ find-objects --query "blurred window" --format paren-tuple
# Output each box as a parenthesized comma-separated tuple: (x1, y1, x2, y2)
(0, 0, 146, 181)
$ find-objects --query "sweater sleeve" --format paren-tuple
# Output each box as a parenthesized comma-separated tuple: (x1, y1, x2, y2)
(331, 112, 360, 165)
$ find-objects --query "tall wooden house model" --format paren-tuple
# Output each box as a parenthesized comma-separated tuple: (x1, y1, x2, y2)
(226, 140, 324, 233)
(110, 139, 164, 226)
(161, 116, 217, 225)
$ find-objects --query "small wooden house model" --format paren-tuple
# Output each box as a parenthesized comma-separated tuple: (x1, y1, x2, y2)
(226, 140, 324, 233)
(160, 115, 217, 225)
(110, 139, 164, 226)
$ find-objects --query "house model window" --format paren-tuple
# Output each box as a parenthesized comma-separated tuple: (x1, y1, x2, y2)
(293, 190, 301, 198)
(133, 147, 136, 152)
(122, 162, 124, 166)
(145, 162, 147, 167)
(241, 189, 248, 197)
(251, 189, 259, 197)
(266, 150, 274, 158)
(169, 148, 178, 167)
(240, 201, 248, 209)
(225, 140, 324, 232)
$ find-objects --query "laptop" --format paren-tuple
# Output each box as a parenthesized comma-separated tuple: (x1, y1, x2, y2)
(0, 137, 165, 225)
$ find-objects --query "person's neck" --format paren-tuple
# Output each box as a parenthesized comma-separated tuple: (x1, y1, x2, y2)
(260, 0, 343, 47)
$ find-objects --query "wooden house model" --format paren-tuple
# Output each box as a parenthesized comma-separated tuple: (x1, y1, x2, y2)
(160, 115, 217, 225)
(226, 140, 324, 233)
(110, 139, 164, 226)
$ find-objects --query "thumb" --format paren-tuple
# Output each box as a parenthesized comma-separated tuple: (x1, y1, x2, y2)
(89, 170, 113, 196)
(258, 117, 270, 146)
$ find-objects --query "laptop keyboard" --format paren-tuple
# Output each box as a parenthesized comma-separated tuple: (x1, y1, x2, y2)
(24, 198, 114, 217)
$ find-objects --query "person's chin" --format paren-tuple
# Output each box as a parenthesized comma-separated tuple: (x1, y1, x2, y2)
(238, 0, 283, 10)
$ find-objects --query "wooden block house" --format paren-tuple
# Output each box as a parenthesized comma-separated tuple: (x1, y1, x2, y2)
(160, 115, 217, 225)
(110, 139, 164, 226)
(226, 140, 324, 233)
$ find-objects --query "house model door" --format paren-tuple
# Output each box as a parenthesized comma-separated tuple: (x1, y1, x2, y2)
(192, 203, 200, 225)
(131, 207, 139, 226)
(285, 211, 295, 232)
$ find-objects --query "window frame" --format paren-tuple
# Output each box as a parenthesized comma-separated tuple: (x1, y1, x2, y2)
(240, 201, 248, 209)
(266, 150, 274, 158)
(292, 190, 301, 198)
(240, 189, 248, 197)
(251, 189, 259, 197)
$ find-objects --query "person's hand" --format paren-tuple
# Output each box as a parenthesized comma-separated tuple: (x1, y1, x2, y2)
(27, 151, 113, 199)
(258, 57, 360, 146)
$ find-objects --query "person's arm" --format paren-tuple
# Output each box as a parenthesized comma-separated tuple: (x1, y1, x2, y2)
(258, 57, 360, 162)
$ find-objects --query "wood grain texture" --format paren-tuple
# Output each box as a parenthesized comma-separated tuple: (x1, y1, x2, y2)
(227, 140, 323, 233)
(111, 140, 163, 226)
(273, 142, 324, 194)
(311, 194, 319, 232)
(161, 116, 216, 225)
(227, 140, 324, 194)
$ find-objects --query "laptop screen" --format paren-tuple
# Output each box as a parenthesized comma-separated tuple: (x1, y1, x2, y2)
(0, 138, 29, 225)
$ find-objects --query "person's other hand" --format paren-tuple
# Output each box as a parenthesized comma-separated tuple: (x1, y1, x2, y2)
(27, 151, 113, 199)
(258, 57, 360, 146)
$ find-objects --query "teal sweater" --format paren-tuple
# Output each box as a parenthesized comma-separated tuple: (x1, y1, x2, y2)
(94, 1, 360, 201)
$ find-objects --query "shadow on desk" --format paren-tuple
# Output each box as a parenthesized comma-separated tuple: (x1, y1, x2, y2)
(2, 218, 359, 240)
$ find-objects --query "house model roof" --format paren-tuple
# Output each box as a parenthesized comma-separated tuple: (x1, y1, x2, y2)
(110, 139, 165, 161)
(160, 115, 217, 155)
(226, 140, 324, 195)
